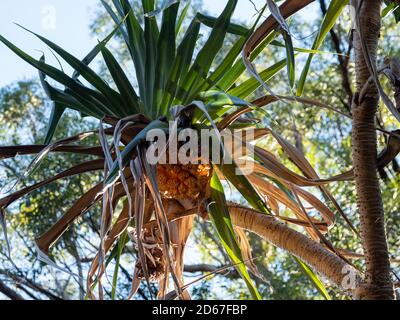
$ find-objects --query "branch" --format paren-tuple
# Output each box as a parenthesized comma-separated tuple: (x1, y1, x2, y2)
(0, 280, 24, 300)
(227, 204, 361, 292)
(118, 264, 149, 300)
(184, 264, 240, 279)
(184, 264, 220, 273)
(14, 284, 39, 300)
(164, 201, 361, 295)
(0, 269, 62, 300)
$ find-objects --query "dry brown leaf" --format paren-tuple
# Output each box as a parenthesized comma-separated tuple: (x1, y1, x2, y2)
(35, 177, 132, 254)
(234, 226, 264, 280)
(0, 159, 104, 210)
(0, 145, 104, 160)
(247, 174, 330, 235)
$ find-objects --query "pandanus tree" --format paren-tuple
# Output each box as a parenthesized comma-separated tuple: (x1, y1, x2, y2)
(0, 0, 398, 299)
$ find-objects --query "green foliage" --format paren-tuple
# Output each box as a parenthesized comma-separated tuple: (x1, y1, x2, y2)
(296, 0, 349, 96)
(207, 170, 261, 300)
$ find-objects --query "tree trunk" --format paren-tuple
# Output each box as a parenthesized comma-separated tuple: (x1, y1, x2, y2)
(351, 0, 395, 299)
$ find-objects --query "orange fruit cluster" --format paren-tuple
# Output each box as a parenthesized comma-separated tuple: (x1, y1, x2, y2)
(157, 163, 212, 201)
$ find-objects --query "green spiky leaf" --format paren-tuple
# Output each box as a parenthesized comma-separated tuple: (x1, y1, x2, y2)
(207, 170, 261, 300)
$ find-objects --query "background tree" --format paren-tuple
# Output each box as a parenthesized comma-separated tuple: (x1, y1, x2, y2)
(0, 0, 399, 300)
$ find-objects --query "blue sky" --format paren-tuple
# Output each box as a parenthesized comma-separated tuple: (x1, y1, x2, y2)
(0, 0, 99, 86)
(0, 0, 317, 86)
